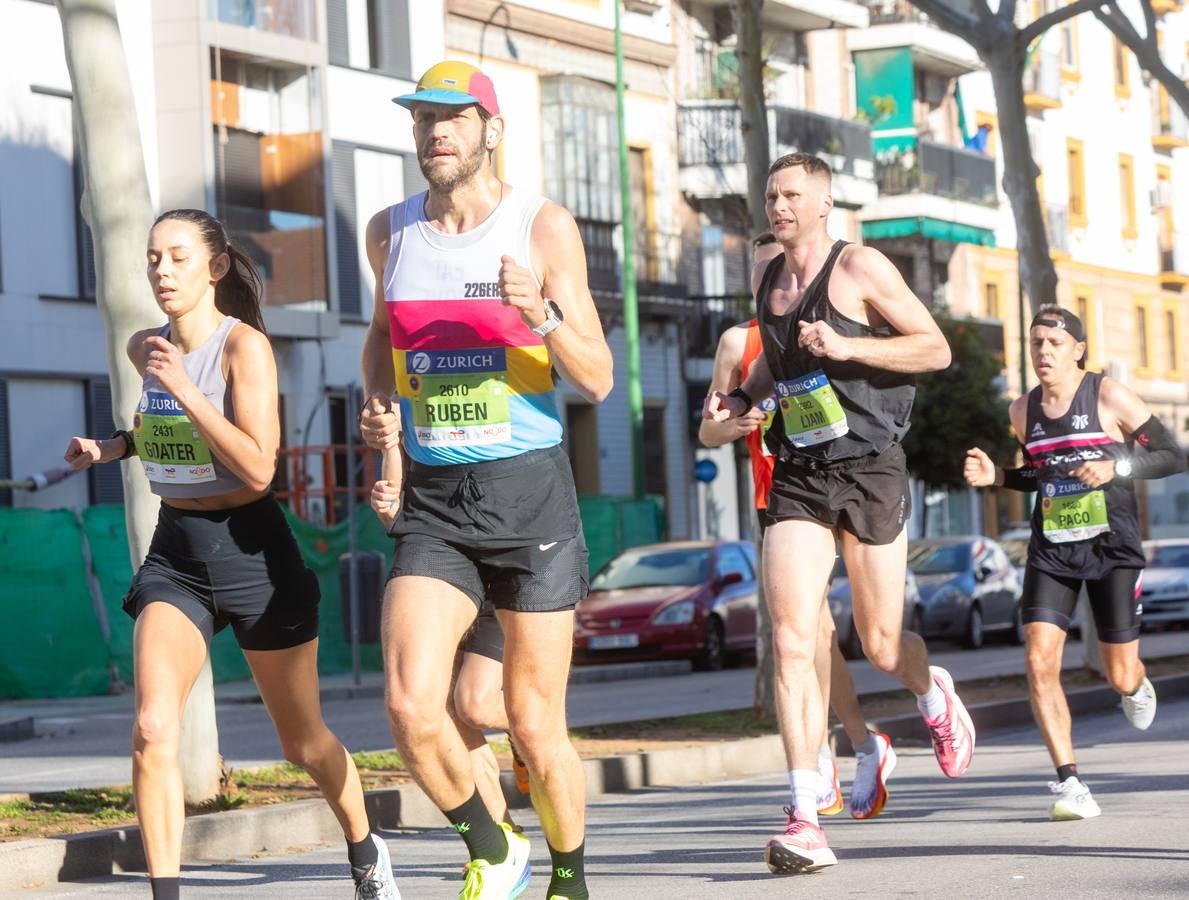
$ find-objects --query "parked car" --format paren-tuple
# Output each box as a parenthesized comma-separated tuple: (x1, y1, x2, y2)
(573, 541, 758, 671)
(828, 559, 923, 660)
(1140, 539, 1189, 629)
(907, 536, 1023, 648)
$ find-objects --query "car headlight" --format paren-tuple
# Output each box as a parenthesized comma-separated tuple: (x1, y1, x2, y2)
(653, 600, 696, 626)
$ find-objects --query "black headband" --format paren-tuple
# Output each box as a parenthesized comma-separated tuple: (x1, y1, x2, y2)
(1030, 312, 1086, 343)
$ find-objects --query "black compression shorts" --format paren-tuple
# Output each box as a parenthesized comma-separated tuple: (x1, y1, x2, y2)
(1021, 565, 1143, 643)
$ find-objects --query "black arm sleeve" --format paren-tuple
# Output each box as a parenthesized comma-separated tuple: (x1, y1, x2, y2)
(999, 465, 1038, 492)
(1126, 415, 1187, 480)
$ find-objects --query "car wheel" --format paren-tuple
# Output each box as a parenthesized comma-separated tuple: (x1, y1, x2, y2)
(692, 616, 726, 672)
(963, 604, 985, 649)
(908, 608, 925, 637)
(840, 617, 864, 660)
(1009, 602, 1025, 645)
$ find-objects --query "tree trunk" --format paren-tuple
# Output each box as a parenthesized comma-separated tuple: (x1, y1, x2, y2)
(732, 0, 770, 238)
(57, 0, 222, 805)
(985, 50, 1056, 315)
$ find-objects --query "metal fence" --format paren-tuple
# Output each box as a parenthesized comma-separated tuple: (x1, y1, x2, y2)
(685, 293, 755, 359)
(875, 140, 997, 206)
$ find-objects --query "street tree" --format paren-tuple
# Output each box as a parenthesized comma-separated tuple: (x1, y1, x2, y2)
(56, 0, 221, 804)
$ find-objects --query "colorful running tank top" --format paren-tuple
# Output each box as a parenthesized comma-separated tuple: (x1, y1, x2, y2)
(382, 189, 563, 465)
(1023, 370, 1145, 579)
(740, 320, 776, 510)
(132, 316, 246, 498)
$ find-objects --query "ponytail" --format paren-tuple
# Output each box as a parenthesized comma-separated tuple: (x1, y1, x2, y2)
(153, 208, 268, 335)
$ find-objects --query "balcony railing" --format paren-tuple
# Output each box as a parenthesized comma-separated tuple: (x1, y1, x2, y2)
(861, 0, 931, 26)
(678, 102, 874, 180)
(875, 140, 997, 206)
(579, 218, 689, 302)
(1023, 51, 1061, 107)
(686, 294, 755, 359)
(1153, 88, 1189, 146)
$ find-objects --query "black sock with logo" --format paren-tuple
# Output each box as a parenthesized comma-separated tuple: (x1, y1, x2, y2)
(444, 789, 507, 864)
(1056, 763, 1079, 783)
(347, 832, 380, 878)
(547, 841, 589, 900)
(149, 877, 180, 900)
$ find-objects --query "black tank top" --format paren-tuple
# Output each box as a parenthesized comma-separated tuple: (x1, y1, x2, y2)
(1024, 370, 1145, 578)
(756, 240, 915, 462)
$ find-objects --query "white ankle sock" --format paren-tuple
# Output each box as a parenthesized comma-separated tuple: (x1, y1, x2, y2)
(853, 732, 877, 756)
(916, 682, 946, 720)
(788, 769, 821, 826)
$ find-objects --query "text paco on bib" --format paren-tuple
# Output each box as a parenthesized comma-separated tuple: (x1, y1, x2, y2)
(132, 390, 217, 485)
(1040, 478, 1111, 543)
(776, 370, 849, 448)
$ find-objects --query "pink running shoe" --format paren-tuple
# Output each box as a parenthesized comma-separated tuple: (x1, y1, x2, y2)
(922, 666, 975, 778)
(764, 809, 838, 874)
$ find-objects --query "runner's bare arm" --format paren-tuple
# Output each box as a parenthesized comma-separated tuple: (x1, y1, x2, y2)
(699, 325, 763, 447)
(145, 324, 281, 491)
(804, 246, 950, 374)
(125, 327, 157, 375)
(525, 202, 613, 403)
(370, 442, 404, 529)
(360, 209, 401, 450)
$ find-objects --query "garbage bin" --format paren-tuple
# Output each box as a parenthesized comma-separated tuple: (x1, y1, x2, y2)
(338, 550, 386, 644)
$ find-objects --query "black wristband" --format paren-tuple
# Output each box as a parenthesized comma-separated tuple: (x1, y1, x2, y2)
(727, 387, 753, 413)
(110, 430, 135, 460)
(997, 465, 1036, 492)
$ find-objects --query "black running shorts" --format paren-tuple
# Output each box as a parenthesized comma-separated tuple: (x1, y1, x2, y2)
(123, 494, 320, 650)
(765, 442, 911, 546)
(461, 602, 505, 662)
(388, 445, 589, 613)
(1021, 565, 1143, 643)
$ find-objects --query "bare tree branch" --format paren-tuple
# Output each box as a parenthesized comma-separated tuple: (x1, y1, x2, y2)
(1096, 0, 1189, 117)
(1017, 0, 1103, 51)
(908, 0, 983, 46)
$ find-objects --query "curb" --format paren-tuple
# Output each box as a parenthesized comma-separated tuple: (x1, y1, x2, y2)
(4, 671, 1186, 892)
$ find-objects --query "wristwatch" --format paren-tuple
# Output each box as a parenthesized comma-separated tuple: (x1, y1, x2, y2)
(531, 299, 564, 337)
(1114, 457, 1133, 478)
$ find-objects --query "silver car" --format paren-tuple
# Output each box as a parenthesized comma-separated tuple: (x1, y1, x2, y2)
(1141, 539, 1189, 629)
(828, 558, 923, 660)
(907, 537, 1023, 649)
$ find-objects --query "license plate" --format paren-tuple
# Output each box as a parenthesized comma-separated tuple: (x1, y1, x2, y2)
(588, 633, 639, 650)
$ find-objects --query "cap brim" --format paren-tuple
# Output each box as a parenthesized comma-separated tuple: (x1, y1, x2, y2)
(393, 89, 481, 110)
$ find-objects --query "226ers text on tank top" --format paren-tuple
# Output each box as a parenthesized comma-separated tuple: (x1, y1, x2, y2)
(756, 242, 915, 462)
(132, 316, 247, 498)
(1024, 370, 1145, 579)
(741, 320, 776, 509)
(383, 189, 562, 466)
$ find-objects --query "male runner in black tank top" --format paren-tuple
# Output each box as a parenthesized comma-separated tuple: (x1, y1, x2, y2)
(705, 152, 974, 875)
(965, 305, 1185, 821)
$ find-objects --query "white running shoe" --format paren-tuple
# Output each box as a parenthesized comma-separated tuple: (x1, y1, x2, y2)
(459, 823, 531, 899)
(1048, 777, 1102, 821)
(1121, 676, 1157, 731)
(850, 732, 897, 820)
(816, 744, 843, 816)
(353, 834, 401, 899)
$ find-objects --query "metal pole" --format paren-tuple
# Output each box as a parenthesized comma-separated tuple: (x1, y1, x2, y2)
(345, 382, 361, 687)
(615, 0, 645, 499)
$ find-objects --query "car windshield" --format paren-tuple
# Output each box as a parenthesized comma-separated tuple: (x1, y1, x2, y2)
(590, 547, 712, 591)
(909, 543, 970, 574)
(1147, 544, 1189, 569)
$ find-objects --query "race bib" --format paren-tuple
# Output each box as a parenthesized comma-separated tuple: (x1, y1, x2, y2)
(405, 349, 511, 446)
(1041, 479, 1110, 543)
(758, 396, 777, 457)
(132, 391, 216, 484)
(776, 370, 849, 448)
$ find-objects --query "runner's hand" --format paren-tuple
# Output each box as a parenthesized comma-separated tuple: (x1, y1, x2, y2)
(798, 320, 850, 362)
(369, 479, 401, 528)
(1069, 459, 1116, 489)
(728, 406, 767, 437)
(498, 255, 547, 329)
(963, 448, 996, 487)
(143, 335, 195, 400)
(704, 391, 745, 422)
(64, 437, 103, 471)
(359, 394, 400, 451)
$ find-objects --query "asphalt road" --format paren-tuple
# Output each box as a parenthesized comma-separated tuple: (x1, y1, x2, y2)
(1, 630, 1186, 794)
(9, 697, 1189, 899)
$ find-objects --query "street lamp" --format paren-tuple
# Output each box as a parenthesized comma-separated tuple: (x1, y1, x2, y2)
(478, 3, 519, 64)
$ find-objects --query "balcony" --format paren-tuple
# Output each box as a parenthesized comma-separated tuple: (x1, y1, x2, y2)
(685, 294, 755, 360)
(847, 0, 981, 76)
(861, 140, 999, 244)
(695, 0, 868, 31)
(578, 219, 692, 317)
(1153, 90, 1189, 151)
(678, 101, 876, 208)
(1160, 230, 1189, 291)
(1023, 51, 1062, 113)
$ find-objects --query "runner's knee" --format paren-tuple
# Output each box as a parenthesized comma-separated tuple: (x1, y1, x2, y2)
(453, 681, 501, 731)
(772, 622, 816, 671)
(860, 631, 901, 673)
(133, 704, 181, 755)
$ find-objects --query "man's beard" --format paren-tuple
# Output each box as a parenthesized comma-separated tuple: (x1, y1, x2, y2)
(419, 139, 486, 191)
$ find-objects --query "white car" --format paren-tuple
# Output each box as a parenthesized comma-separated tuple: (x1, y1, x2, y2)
(1141, 539, 1189, 629)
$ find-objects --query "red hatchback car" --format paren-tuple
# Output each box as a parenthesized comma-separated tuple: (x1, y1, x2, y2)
(572, 541, 759, 671)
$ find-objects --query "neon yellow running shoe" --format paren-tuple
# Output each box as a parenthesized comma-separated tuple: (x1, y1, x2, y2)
(459, 824, 531, 899)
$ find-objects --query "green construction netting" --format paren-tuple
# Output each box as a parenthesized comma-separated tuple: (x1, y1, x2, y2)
(0, 509, 110, 698)
(2, 496, 664, 698)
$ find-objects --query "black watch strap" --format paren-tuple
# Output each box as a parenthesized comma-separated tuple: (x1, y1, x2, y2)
(110, 430, 135, 460)
(727, 387, 753, 413)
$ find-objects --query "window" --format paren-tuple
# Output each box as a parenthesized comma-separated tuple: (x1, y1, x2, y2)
(209, 0, 317, 41)
(1059, 15, 1079, 77)
(1157, 164, 1175, 269)
(983, 279, 1001, 319)
(564, 403, 601, 495)
(701, 224, 725, 295)
(1119, 153, 1137, 240)
(642, 405, 667, 502)
(211, 50, 327, 310)
(714, 544, 753, 581)
(1112, 37, 1130, 99)
(326, 0, 412, 77)
(1166, 305, 1181, 376)
(1136, 301, 1151, 372)
(85, 379, 123, 505)
(1066, 138, 1086, 228)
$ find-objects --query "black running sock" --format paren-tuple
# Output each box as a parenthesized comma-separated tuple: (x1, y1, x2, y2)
(149, 876, 180, 900)
(547, 841, 589, 900)
(348, 832, 380, 877)
(444, 789, 508, 864)
(1056, 764, 1079, 783)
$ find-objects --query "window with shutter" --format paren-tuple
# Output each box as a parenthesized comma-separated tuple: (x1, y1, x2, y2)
(331, 141, 361, 319)
(86, 379, 124, 505)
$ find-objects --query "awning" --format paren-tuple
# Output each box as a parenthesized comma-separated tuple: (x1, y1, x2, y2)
(861, 216, 997, 247)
